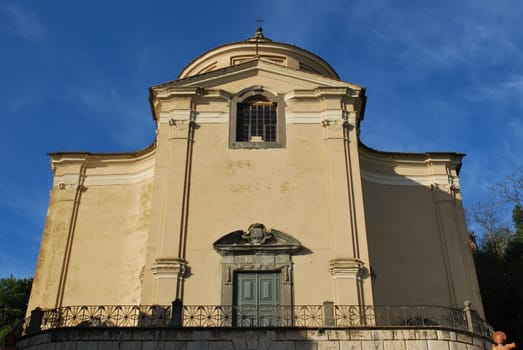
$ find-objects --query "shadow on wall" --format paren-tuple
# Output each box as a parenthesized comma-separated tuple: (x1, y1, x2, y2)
(16, 328, 320, 349)
(361, 169, 476, 310)
(15, 327, 492, 350)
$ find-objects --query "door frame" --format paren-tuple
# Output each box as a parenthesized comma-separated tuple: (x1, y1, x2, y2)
(213, 225, 302, 308)
(219, 254, 293, 307)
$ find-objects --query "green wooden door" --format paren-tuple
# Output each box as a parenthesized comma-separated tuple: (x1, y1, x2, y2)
(234, 272, 281, 326)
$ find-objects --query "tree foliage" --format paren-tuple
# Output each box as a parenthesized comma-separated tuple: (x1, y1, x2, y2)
(471, 171, 522, 345)
(0, 276, 32, 343)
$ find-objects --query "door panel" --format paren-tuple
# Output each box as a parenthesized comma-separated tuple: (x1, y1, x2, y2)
(239, 275, 257, 305)
(262, 274, 280, 304)
(234, 272, 281, 326)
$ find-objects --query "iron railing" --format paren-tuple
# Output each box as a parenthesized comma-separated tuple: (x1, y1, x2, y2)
(183, 305, 325, 328)
(20, 304, 492, 337)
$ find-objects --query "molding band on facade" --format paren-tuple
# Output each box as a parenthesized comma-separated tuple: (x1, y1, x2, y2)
(53, 167, 155, 187)
(329, 258, 364, 279)
(361, 168, 459, 188)
(151, 258, 187, 279)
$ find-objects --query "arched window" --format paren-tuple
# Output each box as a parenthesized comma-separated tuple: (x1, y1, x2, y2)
(237, 96, 276, 142)
(229, 87, 285, 148)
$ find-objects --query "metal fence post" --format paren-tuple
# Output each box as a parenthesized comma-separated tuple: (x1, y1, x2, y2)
(171, 299, 183, 328)
(323, 301, 335, 327)
(26, 307, 43, 335)
(463, 300, 474, 332)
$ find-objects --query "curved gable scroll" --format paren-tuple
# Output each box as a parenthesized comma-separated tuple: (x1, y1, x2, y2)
(213, 223, 302, 255)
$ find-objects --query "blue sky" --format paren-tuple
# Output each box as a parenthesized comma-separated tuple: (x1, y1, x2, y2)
(1, 1, 522, 278)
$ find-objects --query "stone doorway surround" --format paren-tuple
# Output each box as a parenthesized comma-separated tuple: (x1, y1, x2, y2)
(213, 223, 302, 306)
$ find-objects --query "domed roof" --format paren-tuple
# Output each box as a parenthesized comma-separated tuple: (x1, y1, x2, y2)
(177, 28, 340, 80)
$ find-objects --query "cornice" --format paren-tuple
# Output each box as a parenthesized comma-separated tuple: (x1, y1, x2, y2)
(359, 142, 465, 162)
(177, 40, 340, 80)
(52, 166, 155, 187)
(50, 144, 156, 186)
(150, 86, 203, 101)
(152, 60, 361, 93)
(48, 142, 156, 161)
(358, 143, 464, 189)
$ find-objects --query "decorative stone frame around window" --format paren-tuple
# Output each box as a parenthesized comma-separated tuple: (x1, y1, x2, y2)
(229, 86, 286, 149)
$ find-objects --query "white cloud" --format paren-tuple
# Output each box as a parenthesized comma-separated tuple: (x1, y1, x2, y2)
(503, 76, 523, 96)
(1, 2, 48, 42)
(472, 75, 523, 104)
(335, 1, 523, 72)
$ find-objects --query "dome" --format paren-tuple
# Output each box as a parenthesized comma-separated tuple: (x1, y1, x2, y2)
(177, 28, 340, 80)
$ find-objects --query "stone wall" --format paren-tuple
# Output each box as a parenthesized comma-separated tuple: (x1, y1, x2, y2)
(18, 328, 491, 350)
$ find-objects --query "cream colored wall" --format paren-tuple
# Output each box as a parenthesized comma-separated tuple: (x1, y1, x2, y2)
(182, 123, 337, 305)
(144, 61, 372, 307)
(60, 181, 152, 306)
(28, 186, 73, 312)
(28, 153, 155, 313)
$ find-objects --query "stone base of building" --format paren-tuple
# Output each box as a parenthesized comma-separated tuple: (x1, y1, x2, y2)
(18, 327, 491, 350)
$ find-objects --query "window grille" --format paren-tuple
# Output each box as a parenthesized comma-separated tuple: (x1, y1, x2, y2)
(236, 101, 277, 142)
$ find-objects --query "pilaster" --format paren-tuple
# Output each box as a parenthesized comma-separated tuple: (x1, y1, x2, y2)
(35, 156, 89, 309)
(141, 87, 200, 304)
(319, 88, 373, 307)
(329, 258, 366, 305)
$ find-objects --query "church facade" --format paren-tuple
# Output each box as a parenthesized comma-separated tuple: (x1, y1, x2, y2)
(27, 29, 484, 322)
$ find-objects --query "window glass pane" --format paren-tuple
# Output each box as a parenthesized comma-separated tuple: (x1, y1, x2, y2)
(237, 99, 276, 142)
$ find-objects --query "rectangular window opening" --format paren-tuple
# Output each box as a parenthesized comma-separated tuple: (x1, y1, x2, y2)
(237, 102, 277, 142)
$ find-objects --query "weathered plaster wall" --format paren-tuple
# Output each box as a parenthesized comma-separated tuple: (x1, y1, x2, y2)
(143, 64, 372, 307)
(363, 181, 452, 305)
(182, 123, 342, 306)
(28, 153, 155, 312)
(61, 180, 153, 306)
(362, 179, 483, 313)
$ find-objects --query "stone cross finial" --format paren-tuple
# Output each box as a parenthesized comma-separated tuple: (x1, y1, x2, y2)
(246, 19, 272, 44)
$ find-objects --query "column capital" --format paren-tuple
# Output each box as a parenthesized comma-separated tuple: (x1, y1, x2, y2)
(329, 257, 365, 279)
(151, 257, 187, 279)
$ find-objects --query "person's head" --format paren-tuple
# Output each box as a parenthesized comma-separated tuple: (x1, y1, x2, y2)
(493, 331, 507, 345)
